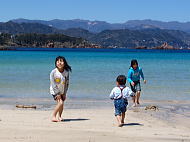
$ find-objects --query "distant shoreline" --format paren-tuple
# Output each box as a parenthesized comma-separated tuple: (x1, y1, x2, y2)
(1, 46, 190, 53)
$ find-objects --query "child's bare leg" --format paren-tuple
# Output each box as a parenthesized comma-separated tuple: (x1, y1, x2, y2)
(52, 100, 60, 122)
(58, 100, 64, 121)
(116, 115, 122, 127)
(121, 112, 125, 124)
(132, 94, 137, 107)
(132, 96, 135, 103)
(136, 91, 141, 104)
(132, 96, 136, 106)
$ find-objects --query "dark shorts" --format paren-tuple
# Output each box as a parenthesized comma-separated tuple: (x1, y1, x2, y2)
(130, 81, 141, 93)
(114, 98, 128, 116)
(52, 94, 66, 101)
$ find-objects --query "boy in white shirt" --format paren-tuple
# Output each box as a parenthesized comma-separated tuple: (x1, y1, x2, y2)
(109, 75, 134, 127)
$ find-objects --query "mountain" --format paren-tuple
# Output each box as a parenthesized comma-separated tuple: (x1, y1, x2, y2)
(124, 19, 190, 33)
(59, 27, 190, 48)
(0, 22, 87, 48)
(12, 19, 114, 33)
(0, 21, 94, 38)
(61, 28, 190, 48)
(12, 18, 190, 33)
(0, 21, 60, 34)
(1, 21, 190, 49)
(88, 29, 189, 48)
(62, 28, 95, 39)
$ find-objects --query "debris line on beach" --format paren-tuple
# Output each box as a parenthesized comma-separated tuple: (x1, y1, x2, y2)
(16, 104, 37, 109)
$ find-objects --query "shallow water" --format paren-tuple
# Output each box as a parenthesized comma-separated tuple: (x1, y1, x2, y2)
(0, 49, 190, 101)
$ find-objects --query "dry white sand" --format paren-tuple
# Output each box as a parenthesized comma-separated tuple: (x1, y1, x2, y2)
(0, 102, 190, 142)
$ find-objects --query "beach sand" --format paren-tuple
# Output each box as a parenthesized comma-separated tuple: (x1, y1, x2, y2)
(0, 100, 190, 142)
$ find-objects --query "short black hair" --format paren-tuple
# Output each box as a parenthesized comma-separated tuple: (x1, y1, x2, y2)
(116, 75, 126, 85)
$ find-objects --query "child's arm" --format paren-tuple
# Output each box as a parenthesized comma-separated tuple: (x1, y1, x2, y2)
(127, 70, 134, 85)
(109, 88, 115, 100)
(129, 88, 135, 97)
(123, 87, 135, 99)
(50, 71, 60, 95)
(139, 68, 144, 80)
(139, 68, 146, 84)
(64, 72, 69, 95)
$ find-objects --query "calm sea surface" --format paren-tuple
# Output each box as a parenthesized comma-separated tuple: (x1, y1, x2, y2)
(0, 48, 190, 101)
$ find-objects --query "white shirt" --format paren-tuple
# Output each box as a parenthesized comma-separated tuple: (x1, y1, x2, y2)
(50, 68, 69, 95)
(109, 86, 134, 100)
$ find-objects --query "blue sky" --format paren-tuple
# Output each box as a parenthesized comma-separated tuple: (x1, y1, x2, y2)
(0, 0, 190, 23)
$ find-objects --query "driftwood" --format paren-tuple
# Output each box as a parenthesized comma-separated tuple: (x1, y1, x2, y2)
(16, 104, 36, 109)
(145, 105, 159, 111)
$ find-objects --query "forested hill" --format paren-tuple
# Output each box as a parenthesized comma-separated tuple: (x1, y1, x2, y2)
(1, 21, 190, 49)
(62, 28, 190, 49)
(0, 21, 60, 34)
(0, 22, 88, 48)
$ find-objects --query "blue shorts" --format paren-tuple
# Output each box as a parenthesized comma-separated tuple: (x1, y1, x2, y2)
(114, 98, 128, 116)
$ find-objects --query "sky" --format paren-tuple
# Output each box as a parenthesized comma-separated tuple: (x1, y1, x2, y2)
(0, 0, 190, 23)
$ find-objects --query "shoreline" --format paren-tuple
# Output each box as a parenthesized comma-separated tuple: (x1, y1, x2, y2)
(1, 97, 190, 109)
(1, 46, 190, 53)
(0, 98, 190, 128)
(0, 100, 190, 142)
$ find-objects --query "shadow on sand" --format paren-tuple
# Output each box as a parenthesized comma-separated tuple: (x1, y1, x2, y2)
(63, 118, 89, 122)
(123, 123, 143, 126)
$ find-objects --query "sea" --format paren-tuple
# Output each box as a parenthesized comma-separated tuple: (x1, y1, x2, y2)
(0, 48, 190, 102)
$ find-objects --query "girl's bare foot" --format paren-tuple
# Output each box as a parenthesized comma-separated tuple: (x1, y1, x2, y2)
(52, 117, 59, 122)
(132, 103, 137, 107)
(136, 104, 140, 107)
(58, 117, 64, 121)
(118, 123, 123, 127)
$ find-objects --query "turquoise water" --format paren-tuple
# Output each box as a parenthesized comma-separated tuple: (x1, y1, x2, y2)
(0, 49, 190, 101)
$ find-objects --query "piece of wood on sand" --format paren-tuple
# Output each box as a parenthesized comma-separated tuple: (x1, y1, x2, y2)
(16, 104, 37, 109)
(145, 105, 159, 111)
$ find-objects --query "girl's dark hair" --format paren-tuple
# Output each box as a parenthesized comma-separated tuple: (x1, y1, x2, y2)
(116, 75, 126, 85)
(55, 56, 72, 72)
(130, 59, 138, 67)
